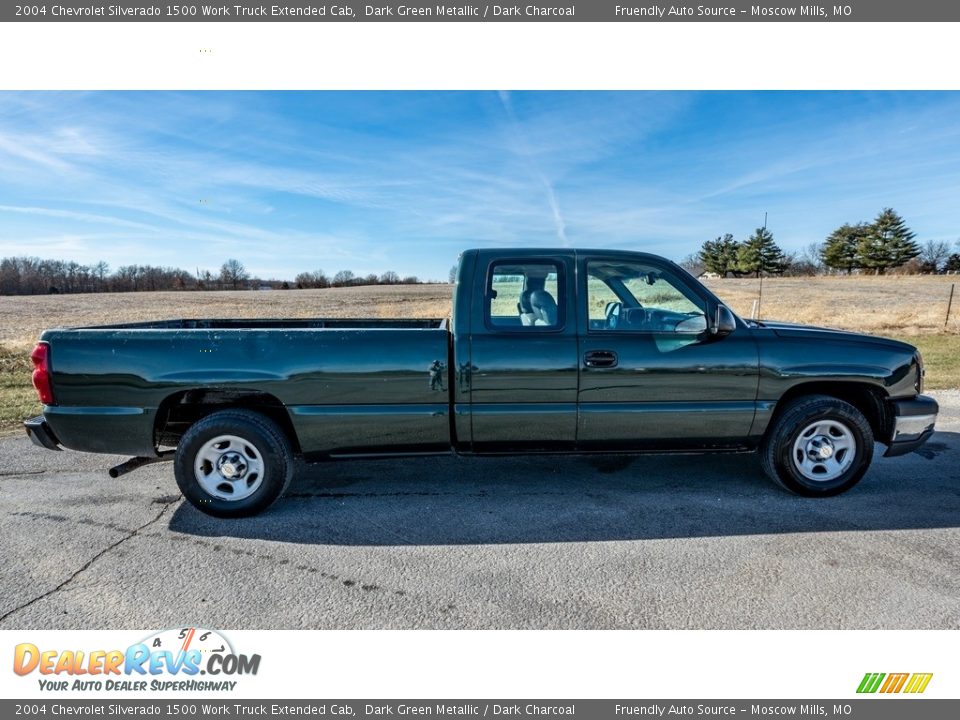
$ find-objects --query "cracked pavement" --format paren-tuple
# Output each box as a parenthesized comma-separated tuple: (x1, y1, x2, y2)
(1, 390, 958, 630)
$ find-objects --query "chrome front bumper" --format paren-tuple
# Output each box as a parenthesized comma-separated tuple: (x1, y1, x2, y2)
(884, 395, 938, 457)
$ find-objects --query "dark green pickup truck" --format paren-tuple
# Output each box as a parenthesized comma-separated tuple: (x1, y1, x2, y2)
(25, 248, 938, 517)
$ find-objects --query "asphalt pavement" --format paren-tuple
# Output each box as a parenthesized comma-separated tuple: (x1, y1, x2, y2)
(1, 391, 958, 630)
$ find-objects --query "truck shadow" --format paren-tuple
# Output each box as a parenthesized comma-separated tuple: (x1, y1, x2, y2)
(168, 431, 960, 546)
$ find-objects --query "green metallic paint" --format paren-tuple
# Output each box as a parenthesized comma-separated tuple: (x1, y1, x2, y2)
(34, 248, 928, 460)
(289, 404, 449, 455)
(748, 327, 921, 437)
(42, 324, 451, 456)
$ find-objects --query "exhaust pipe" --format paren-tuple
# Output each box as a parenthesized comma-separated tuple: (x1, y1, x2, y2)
(109, 451, 174, 478)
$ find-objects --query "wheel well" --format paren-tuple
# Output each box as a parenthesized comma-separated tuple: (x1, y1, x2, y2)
(772, 382, 892, 441)
(154, 389, 301, 453)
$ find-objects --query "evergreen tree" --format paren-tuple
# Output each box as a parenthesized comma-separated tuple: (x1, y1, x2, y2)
(736, 227, 788, 277)
(945, 254, 960, 273)
(859, 208, 919, 275)
(857, 234, 893, 275)
(821, 222, 868, 274)
(698, 234, 741, 277)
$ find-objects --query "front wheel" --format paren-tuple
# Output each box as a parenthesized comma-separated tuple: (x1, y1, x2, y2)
(174, 409, 294, 518)
(760, 395, 874, 497)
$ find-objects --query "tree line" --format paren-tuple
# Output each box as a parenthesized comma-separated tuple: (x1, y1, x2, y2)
(0, 256, 428, 296)
(293, 269, 422, 289)
(691, 208, 960, 278)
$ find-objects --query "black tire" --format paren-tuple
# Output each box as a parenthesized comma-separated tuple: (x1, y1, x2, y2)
(760, 394, 874, 497)
(174, 409, 294, 518)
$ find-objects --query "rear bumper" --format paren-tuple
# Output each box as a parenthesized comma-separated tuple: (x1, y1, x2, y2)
(884, 395, 938, 457)
(23, 416, 62, 451)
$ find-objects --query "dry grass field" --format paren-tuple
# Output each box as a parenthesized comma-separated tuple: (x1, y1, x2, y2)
(1, 276, 958, 433)
(0, 284, 454, 351)
(701, 274, 960, 337)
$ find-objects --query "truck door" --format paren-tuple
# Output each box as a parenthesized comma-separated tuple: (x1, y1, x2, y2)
(576, 254, 760, 449)
(466, 255, 579, 450)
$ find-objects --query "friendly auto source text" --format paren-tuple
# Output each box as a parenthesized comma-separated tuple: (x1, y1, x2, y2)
(615, 5, 841, 17)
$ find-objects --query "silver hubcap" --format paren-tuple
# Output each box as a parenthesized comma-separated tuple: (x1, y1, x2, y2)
(194, 434, 265, 501)
(791, 420, 856, 482)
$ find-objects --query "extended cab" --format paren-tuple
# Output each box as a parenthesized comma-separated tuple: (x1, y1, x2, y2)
(25, 248, 938, 517)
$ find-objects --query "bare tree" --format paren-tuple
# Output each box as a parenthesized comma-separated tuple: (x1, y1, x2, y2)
(919, 240, 950, 273)
(332, 270, 355, 287)
(220, 259, 249, 290)
(380, 270, 400, 285)
(0, 258, 20, 295)
(783, 252, 818, 276)
(678, 253, 705, 276)
(800, 242, 825, 273)
(90, 261, 108, 291)
(295, 270, 329, 289)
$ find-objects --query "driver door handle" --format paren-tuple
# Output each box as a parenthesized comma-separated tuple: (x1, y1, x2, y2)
(584, 350, 618, 369)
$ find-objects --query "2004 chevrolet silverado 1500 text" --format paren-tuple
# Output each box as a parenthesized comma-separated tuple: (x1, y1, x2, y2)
(24, 248, 939, 517)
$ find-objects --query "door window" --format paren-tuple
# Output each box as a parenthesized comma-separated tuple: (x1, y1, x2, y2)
(587, 260, 706, 333)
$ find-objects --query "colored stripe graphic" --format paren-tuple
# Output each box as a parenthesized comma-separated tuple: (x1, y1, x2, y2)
(904, 673, 934, 694)
(880, 673, 909, 693)
(857, 673, 885, 693)
(857, 672, 933, 694)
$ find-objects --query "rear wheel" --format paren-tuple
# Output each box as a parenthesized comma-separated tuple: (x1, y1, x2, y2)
(760, 395, 873, 496)
(174, 410, 294, 518)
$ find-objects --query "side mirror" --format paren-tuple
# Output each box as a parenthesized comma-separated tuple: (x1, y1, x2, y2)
(711, 305, 737, 337)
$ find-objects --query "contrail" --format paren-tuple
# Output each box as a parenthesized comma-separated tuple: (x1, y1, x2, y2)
(498, 91, 569, 246)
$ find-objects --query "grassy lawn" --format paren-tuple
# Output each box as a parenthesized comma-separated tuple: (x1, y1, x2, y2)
(0, 347, 39, 436)
(895, 334, 960, 391)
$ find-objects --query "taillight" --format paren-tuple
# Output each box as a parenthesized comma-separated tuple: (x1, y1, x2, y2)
(30, 342, 55, 405)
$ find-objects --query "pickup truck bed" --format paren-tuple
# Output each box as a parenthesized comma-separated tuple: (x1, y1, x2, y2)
(33, 318, 451, 458)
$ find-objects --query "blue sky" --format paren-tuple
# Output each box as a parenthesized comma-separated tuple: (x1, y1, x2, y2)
(1, 91, 958, 281)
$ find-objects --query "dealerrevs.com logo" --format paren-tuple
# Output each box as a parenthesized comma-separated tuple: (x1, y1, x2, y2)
(13, 627, 260, 693)
(857, 673, 933, 694)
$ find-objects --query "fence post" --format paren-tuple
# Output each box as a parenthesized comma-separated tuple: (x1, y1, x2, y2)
(946, 283, 955, 329)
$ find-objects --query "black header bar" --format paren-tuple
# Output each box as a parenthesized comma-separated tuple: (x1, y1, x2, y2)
(5, 1, 960, 23)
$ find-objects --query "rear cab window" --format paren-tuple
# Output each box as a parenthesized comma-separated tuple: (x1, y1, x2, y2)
(486, 260, 565, 331)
